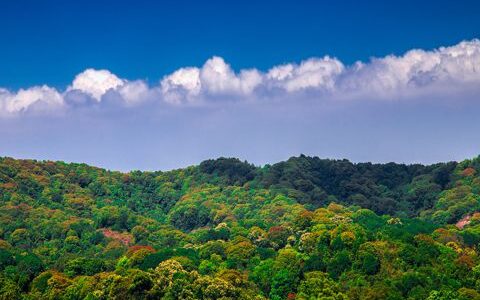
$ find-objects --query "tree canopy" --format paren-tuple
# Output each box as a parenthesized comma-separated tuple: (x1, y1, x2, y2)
(0, 155, 480, 299)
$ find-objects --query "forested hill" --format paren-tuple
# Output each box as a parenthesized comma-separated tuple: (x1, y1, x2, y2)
(1, 155, 480, 299)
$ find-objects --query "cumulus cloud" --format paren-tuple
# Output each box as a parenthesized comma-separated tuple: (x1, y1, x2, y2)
(0, 39, 479, 115)
(0, 85, 63, 115)
(158, 39, 479, 102)
(64, 69, 151, 107)
(160, 57, 262, 104)
(337, 40, 480, 98)
(199, 56, 262, 95)
(68, 69, 125, 101)
(116, 80, 150, 105)
(267, 56, 344, 92)
(161, 67, 201, 104)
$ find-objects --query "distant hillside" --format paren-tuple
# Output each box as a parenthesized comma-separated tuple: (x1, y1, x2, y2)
(0, 155, 480, 299)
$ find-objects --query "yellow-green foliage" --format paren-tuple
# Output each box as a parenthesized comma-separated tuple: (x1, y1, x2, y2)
(0, 156, 479, 299)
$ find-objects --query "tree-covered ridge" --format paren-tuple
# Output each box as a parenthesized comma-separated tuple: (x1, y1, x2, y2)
(0, 155, 480, 299)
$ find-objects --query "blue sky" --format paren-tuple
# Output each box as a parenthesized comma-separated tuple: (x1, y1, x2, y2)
(1, 0, 479, 89)
(0, 1, 479, 171)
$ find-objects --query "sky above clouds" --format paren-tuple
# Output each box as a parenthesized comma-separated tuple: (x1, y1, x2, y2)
(1, 0, 479, 170)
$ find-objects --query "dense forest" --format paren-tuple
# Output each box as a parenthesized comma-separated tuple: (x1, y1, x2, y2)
(1, 155, 480, 299)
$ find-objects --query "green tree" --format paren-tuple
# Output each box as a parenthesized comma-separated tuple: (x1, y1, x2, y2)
(297, 271, 348, 300)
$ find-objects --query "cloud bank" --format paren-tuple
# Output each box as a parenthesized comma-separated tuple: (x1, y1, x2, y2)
(1, 39, 479, 116)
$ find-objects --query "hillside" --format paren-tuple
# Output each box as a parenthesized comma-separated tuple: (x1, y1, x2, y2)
(1, 155, 480, 299)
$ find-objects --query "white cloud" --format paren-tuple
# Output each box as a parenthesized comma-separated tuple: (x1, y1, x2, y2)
(159, 39, 479, 102)
(161, 67, 201, 104)
(337, 39, 480, 97)
(117, 80, 150, 105)
(160, 57, 262, 103)
(68, 68, 124, 101)
(200, 56, 262, 95)
(2, 85, 63, 114)
(267, 56, 344, 92)
(237, 69, 263, 94)
(67, 69, 149, 106)
(0, 39, 479, 115)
